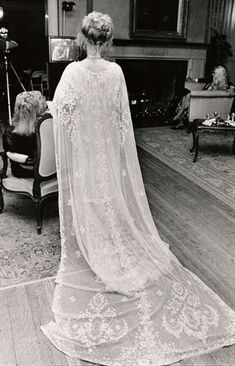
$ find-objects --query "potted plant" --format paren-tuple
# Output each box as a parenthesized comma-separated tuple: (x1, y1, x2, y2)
(204, 27, 233, 79)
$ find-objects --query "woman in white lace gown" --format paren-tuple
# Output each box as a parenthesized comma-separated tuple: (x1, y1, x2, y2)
(41, 11, 235, 366)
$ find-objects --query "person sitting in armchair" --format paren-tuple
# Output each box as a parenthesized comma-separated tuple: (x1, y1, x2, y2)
(172, 65, 235, 129)
(2, 91, 48, 178)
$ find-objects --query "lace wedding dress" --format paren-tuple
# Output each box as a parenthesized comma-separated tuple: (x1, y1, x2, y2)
(41, 61, 235, 366)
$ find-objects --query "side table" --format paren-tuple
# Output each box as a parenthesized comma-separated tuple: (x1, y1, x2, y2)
(189, 119, 235, 162)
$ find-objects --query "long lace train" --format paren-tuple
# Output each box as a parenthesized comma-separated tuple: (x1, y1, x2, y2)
(41, 61, 235, 366)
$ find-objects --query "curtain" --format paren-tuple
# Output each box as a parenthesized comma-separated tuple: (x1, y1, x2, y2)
(207, 0, 234, 41)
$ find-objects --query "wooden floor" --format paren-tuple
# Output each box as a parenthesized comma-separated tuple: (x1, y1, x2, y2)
(0, 147, 235, 366)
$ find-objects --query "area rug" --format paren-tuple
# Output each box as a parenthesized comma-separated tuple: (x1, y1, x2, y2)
(135, 126, 235, 210)
(0, 192, 60, 288)
(1, 126, 235, 288)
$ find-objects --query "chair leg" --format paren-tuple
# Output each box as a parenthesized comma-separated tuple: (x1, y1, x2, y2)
(233, 135, 235, 155)
(0, 186, 4, 213)
(34, 199, 42, 234)
(190, 129, 196, 152)
(193, 133, 200, 163)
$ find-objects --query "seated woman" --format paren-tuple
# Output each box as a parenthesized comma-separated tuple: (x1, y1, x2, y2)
(172, 65, 235, 129)
(2, 90, 48, 178)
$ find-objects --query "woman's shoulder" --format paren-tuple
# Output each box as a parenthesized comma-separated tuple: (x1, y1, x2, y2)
(109, 61, 123, 74)
(60, 61, 78, 80)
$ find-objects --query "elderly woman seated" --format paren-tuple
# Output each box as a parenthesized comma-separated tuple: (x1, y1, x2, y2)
(2, 91, 48, 177)
(172, 65, 235, 129)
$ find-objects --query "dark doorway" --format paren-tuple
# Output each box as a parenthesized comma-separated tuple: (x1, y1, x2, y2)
(0, 0, 47, 114)
(0, 0, 47, 71)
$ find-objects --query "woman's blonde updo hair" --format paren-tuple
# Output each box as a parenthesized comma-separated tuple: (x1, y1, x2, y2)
(78, 11, 113, 53)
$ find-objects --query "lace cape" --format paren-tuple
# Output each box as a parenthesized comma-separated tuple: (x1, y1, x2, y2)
(41, 61, 235, 366)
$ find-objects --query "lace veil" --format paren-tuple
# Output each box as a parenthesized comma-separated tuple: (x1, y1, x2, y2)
(52, 61, 172, 296)
(41, 61, 235, 366)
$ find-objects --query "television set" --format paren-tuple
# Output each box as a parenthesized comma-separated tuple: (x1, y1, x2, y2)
(48, 36, 80, 62)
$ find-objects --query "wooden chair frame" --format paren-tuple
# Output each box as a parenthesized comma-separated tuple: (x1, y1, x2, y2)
(0, 113, 58, 234)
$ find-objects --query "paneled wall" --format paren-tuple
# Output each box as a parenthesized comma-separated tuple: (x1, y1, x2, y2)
(48, 0, 209, 43)
(93, 0, 209, 44)
(207, 0, 234, 42)
(47, 0, 87, 36)
(227, 2, 235, 83)
(47, 0, 209, 78)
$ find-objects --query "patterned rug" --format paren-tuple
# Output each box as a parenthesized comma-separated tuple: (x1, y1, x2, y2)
(135, 126, 235, 210)
(0, 122, 60, 288)
(1, 126, 235, 288)
(0, 192, 60, 288)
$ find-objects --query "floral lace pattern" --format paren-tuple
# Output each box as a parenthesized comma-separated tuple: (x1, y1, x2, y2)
(41, 61, 235, 366)
(162, 280, 219, 342)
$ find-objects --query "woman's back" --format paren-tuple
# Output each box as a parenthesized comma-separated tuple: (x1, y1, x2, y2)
(54, 61, 125, 129)
(3, 126, 36, 157)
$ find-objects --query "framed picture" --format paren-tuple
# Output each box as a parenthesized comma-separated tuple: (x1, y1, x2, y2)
(48, 36, 79, 63)
(130, 0, 189, 40)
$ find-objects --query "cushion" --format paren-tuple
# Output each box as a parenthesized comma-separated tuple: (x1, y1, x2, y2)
(2, 173, 58, 197)
(2, 174, 33, 195)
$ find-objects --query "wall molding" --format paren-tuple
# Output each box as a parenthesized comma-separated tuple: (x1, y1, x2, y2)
(47, 0, 59, 35)
(110, 45, 207, 78)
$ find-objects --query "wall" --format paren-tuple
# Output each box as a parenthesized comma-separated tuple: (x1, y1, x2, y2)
(186, 0, 209, 43)
(93, 0, 209, 43)
(47, 0, 87, 36)
(93, 0, 129, 39)
(48, 0, 209, 42)
(58, 0, 87, 36)
(47, 0, 209, 78)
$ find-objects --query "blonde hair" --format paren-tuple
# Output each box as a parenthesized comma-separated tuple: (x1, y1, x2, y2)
(210, 65, 228, 90)
(12, 91, 46, 136)
(78, 11, 113, 54)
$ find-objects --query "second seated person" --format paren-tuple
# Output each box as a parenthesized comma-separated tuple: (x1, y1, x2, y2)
(2, 90, 48, 178)
(172, 65, 235, 129)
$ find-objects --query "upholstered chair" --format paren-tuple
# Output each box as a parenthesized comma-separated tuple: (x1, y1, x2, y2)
(189, 90, 235, 122)
(0, 113, 58, 234)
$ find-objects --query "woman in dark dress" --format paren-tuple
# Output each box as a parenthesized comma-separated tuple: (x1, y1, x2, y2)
(2, 90, 48, 177)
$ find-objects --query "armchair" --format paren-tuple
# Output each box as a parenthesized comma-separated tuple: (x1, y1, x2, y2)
(0, 113, 58, 234)
(189, 90, 235, 122)
(184, 81, 206, 91)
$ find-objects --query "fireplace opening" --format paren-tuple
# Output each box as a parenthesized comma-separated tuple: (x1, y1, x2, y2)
(116, 59, 188, 128)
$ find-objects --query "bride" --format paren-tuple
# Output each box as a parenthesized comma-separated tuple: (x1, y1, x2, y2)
(41, 11, 235, 366)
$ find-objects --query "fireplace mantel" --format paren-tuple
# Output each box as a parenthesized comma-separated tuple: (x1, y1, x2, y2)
(110, 43, 207, 79)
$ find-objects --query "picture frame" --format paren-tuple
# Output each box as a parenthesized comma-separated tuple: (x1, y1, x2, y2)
(130, 0, 189, 40)
(48, 36, 79, 63)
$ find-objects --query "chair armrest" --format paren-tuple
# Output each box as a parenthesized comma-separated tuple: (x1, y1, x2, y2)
(0, 151, 8, 179)
(6, 152, 29, 163)
(6, 152, 34, 166)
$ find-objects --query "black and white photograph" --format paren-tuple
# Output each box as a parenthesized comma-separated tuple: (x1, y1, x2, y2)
(0, 1, 235, 366)
(49, 37, 79, 62)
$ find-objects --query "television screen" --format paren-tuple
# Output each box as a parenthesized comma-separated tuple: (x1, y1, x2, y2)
(48, 36, 79, 62)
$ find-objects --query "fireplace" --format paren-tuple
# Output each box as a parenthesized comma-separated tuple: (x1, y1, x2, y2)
(116, 59, 188, 128)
